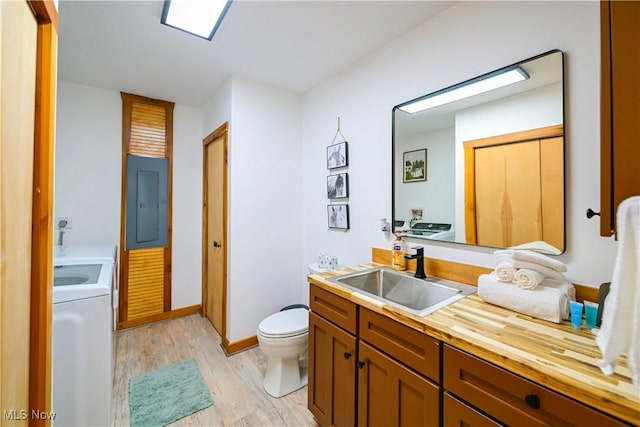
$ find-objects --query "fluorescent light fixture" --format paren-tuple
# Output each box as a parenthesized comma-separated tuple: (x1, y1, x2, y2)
(399, 67, 529, 114)
(161, 0, 233, 41)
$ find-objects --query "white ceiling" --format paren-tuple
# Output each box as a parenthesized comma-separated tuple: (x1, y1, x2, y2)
(57, 0, 454, 107)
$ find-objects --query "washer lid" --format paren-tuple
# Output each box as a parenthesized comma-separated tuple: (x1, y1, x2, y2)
(258, 308, 308, 337)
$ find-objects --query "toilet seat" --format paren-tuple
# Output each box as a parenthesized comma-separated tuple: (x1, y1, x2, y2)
(258, 308, 308, 339)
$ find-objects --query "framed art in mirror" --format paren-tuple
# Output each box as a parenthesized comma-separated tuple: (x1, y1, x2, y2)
(403, 149, 427, 182)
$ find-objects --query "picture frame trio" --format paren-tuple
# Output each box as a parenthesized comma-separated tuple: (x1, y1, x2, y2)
(326, 140, 349, 230)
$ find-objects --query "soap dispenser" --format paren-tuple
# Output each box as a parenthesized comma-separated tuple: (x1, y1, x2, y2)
(391, 233, 407, 271)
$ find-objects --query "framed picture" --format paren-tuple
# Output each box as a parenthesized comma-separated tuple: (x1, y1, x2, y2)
(327, 141, 348, 169)
(410, 208, 423, 221)
(327, 204, 349, 230)
(327, 173, 349, 199)
(403, 149, 427, 182)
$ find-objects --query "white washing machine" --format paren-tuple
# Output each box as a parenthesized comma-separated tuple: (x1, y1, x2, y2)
(52, 245, 116, 427)
(54, 245, 119, 328)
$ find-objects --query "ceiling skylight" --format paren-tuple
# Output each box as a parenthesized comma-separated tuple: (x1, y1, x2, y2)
(161, 0, 233, 41)
(399, 67, 529, 114)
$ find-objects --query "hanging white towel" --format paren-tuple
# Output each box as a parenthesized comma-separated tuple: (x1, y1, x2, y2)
(495, 262, 516, 283)
(596, 196, 640, 389)
(514, 268, 545, 290)
(493, 249, 567, 272)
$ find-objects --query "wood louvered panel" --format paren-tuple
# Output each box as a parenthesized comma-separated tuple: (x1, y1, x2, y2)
(129, 102, 166, 157)
(127, 248, 165, 320)
(120, 92, 174, 327)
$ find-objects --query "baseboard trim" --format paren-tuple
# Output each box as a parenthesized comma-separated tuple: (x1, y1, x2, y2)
(372, 247, 600, 303)
(117, 304, 202, 330)
(222, 335, 259, 356)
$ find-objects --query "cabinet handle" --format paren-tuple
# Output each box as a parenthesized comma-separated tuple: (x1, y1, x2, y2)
(357, 361, 365, 369)
(525, 394, 541, 409)
(343, 352, 351, 360)
(586, 208, 601, 219)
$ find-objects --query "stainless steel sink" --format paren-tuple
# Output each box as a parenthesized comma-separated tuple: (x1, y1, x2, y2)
(327, 267, 476, 316)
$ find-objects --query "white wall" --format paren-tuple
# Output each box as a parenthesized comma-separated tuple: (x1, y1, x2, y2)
(171, 104, 205, 309)
(55, 81, 121, 247)
(55, 81, 204, 309)
(203, 77, 304, 342)
(302, 1, 617, 291)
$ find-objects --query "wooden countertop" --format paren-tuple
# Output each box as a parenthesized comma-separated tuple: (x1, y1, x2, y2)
(308, 264, 640, 425)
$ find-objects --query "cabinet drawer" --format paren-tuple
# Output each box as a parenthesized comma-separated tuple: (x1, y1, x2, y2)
(443, 345, 628, 427)
(359, 307, 440, 383)
(443, 392, 501, 427)
(310, 284, 357, 335)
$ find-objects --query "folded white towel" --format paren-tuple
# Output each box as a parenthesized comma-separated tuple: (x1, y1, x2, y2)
(478, 272, 574, 323)
(509, 240, 562, 255)
(596, 196, 640, 389)
(495, 262, 516, 283)
(540, 277, 576, 301)
(492, 257, 566, 281)
(514, 268, 545, 290)
(493, 249, 567, 273)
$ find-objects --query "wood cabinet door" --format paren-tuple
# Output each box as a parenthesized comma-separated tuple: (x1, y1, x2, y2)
(358, 341, 439, 427)
(600, 0, 640, 236)
(308, 312, 357, 427)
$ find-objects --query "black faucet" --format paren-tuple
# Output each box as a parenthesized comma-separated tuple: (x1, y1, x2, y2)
(405, 246, 426, 279)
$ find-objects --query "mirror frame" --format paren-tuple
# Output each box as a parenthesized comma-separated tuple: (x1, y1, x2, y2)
(391, 49, 565, 253)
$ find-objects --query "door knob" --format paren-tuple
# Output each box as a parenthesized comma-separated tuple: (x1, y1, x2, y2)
(343, 352, 351, 360)
(213, 241, 221, 248)
(357, 361, 365, 369)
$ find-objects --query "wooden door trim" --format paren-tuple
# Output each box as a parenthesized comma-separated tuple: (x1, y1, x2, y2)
(202, 122, 229, 345)
(29, 1, 58, 424)
(463, 124, 563, 245)
(600, 0, 613, 236)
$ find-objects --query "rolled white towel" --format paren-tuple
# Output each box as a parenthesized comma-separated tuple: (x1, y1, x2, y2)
(478, 272, 574, 323)
(495, 262, 516, 283)
(493, 249, 567, 273)
(492, 258, 566, 281)
(514, 268, 545, 290)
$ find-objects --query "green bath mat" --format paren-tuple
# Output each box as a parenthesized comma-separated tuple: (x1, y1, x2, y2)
(129, 359, 213, 427)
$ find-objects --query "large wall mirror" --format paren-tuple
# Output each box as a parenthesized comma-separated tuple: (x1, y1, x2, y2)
(392, 50, 565, 254)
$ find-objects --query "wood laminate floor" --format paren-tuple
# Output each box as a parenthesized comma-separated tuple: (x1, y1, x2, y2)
(112, 314, 318, 426)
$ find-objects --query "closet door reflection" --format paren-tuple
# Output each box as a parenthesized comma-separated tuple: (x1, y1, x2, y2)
(464, 125, 564, 251)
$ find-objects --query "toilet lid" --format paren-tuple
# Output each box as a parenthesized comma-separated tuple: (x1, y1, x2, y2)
(258, 308, 309, 338)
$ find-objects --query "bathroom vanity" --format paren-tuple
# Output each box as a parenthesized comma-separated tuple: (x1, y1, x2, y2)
(307, 263, 639, 426)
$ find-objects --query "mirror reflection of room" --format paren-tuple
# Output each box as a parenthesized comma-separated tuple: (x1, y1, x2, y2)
(393, 50, 564, 253)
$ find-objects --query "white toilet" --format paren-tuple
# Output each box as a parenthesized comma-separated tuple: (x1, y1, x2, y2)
(257, 307, 309, 398)
(257, 263, 328, 398)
